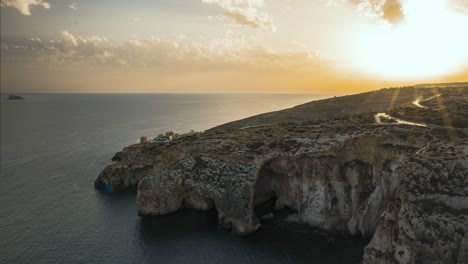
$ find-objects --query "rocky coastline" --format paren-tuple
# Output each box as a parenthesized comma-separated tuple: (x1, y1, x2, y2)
(95, 86, 468, 264)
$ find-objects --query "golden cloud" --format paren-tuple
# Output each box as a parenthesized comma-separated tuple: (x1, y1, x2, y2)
(0, 0, 50, 15)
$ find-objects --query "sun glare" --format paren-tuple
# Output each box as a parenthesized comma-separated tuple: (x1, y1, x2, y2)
(348, 0, 468, 80)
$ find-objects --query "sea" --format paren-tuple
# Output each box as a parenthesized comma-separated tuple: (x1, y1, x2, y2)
(0, 93, 367, 264)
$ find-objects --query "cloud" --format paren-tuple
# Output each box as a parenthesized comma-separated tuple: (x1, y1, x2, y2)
(328, 0, 404, 24)
(2, 31, 351, 93)
(0, 0, 50, 15)
(202, 0, 276, 32)
(336, 0, 468, 80)
(68, 2, 77, 11)
(1, 31, 321, 72)
(358, 0, 404, 24)
(450, 0, 468, 14)
(329, 0, 468, 25)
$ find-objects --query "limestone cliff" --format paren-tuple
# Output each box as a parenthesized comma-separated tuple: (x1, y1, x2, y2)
(95, 86, 468, 263)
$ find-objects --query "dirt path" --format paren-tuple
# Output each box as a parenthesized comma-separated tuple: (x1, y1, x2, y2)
(411, 94, 440, 109)
(374, 113, 427, 127)
(374, 94, 449, 155)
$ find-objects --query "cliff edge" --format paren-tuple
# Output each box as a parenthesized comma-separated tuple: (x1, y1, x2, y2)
(95, 85, 468, 264)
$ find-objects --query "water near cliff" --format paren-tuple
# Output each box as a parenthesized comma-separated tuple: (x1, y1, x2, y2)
(1, 93, 366, 264)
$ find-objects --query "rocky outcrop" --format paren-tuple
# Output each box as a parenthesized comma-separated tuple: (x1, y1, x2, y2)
(136, 157, 260, 235)
(95, 87, 468, 263)
(253, 135, 422, 237)
(363, 158, 468, 264)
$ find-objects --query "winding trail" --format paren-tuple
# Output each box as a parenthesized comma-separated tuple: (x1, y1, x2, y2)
(374, 113, 427, 127)
(374, 94, 444, 155)
(374, 113, 431, 155)
(412, 97, 427, 109)
(411, 94, 441, 109)
(374, 94, 443, 127)
(416, 132, 436, 155)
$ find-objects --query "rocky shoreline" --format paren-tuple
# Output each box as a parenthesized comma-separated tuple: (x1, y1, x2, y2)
(95, 86, 468, 264)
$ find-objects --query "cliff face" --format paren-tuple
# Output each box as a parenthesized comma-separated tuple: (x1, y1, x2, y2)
(254, 135, 420, 237)
(136, 157, 260, 235)
(129, 130, 425, 236)
(364, 158, 468, 264)
(95, 87, 468, 263)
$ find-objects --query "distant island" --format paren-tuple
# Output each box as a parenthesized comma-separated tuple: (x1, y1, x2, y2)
(6, 95, 25, 100)
(95, 84, 468, 264)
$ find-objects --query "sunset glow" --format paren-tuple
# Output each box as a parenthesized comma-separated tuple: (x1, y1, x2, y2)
(1, 0, 467, 93)
(346, 0, 468, 80)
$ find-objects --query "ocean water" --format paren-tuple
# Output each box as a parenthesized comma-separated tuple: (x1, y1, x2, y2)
(0, 93, 367, 264)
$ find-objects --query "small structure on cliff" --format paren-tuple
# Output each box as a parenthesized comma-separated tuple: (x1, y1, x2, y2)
(150, 131, 179, 143)
(165, 131, 177, 141)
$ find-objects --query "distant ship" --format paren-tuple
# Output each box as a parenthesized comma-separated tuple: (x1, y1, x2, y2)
(7, 95, 25, 100)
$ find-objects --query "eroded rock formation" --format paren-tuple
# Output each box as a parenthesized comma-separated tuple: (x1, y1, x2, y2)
(95, 86, 468, 264)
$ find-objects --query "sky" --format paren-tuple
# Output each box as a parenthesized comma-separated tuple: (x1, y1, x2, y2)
(1, 0, 467, 93)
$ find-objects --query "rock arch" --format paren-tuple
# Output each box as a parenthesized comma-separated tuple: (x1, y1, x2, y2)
(252, 153, 381, 235)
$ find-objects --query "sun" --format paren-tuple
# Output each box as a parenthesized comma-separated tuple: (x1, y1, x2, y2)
(346, 0, 468, 80)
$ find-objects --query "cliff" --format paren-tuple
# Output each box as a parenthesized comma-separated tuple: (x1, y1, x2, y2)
(95, 86, 468, 263)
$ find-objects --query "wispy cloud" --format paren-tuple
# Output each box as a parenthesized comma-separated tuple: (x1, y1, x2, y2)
(1, 30, 321, 71)
(358, 0, 404, 24)
(450, 0, 468, 14)
(68, 2, 77, 11)
(328, 0, 404, 24)
(0, 0, 50, 15)
(1, 30, 335, 92)
(202, 0, 276, 32)
(329, 0, 468, 25)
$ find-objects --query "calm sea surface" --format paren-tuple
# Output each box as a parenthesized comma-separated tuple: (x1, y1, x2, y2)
(0, 94, 367, 264)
